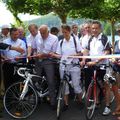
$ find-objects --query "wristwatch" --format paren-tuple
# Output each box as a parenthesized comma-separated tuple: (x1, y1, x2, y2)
(96, 59, 99, 63)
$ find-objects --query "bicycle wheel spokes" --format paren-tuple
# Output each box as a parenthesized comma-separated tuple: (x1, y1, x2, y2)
(4, 82, 38, 119)
(85, 84, 96, 120)
(57, 81, 66, 120)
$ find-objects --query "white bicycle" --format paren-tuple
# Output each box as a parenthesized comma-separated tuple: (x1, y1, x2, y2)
(3, 63, 49, 119)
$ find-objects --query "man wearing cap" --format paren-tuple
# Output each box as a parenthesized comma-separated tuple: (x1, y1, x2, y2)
(0, 25, 10, 113)
(0, 25, 10, 42)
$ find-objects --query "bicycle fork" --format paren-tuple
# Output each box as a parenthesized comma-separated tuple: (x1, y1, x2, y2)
(93, 70, 97, 105)
(19, 77, 30, 100)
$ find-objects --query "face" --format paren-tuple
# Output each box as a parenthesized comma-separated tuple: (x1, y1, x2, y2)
(72, 25, 78, 33)
(84, 24, 91, 34)
(2, 28, 9, 36)
(62, 28, 71, 39)
(10, 30, 19, 41)
(91, 23, 101, 37)
(18, 29, 24, 38)
(39, 27, 49, 40)
(29, 26, 38, 36)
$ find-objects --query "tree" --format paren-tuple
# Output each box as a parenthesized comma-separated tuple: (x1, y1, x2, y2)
(3, 0, 96, 24)
(69, 0, 120, 51)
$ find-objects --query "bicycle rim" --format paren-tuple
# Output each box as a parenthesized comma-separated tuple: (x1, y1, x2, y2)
(85, 84, 96, 120)
(57, 81, 65, 120)
(4, 81, 38, 119)
(110, 89, 115, 104)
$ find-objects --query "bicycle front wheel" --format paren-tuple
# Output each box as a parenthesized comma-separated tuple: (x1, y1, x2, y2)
(85, 83, 96, 120)
(4, 81, 38, 119)
(57, 81, 66, 120)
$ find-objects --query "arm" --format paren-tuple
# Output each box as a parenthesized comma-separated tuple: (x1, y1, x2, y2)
(10, 46, 25, 54)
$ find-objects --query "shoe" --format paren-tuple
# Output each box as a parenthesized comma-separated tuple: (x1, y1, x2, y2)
(102, 107, 111, 115)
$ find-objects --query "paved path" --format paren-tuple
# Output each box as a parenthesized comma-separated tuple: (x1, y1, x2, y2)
(0, 99, 118, 120)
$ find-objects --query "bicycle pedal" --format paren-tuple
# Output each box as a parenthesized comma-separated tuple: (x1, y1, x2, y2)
(14, 112, 22, 116)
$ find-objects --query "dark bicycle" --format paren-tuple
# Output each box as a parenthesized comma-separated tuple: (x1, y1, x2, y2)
(56, 60, 85, 120)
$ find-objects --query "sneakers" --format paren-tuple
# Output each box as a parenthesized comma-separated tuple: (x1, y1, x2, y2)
(102, 107, 111, 115)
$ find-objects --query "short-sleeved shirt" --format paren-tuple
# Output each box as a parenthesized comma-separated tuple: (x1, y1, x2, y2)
(56, 36, 82, 64)
(3, 38, 26, 62)
(87, 33, 109, 62)
(27, 32, 41, 49)
(36, 33, 58, 54)
(80, 34, 91, 49)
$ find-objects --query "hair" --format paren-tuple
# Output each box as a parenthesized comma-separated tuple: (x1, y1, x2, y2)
(61, 24, 71, 32)
(71, 24, 78, 29)
(10, 28, 18, 35)
(28, 24, 38, 30)
(50, 27, 59, 33)
(92, 20, 102, 29)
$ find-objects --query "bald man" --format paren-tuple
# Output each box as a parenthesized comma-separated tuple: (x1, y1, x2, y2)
(35, 25, 58, 110)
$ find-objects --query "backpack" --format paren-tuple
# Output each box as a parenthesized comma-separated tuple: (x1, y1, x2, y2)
(60, 34, 78, 54)
(114, 40, 120, 54)
(88, 34, 111, 53)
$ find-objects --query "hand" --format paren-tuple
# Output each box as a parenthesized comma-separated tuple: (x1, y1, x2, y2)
(15, 57, 20, 61)
(86, 61, 97, 67)
(36, 53, 44, 59)
(11, 46, 24, 54)
(48, 52, 55, 58)
(80, 60, 85, 68)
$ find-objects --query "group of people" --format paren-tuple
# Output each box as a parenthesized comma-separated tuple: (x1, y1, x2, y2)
(0, 20, 120, 119)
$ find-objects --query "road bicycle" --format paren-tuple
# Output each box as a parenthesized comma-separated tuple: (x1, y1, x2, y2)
(3, 63, 49, 119)
(56, 60, 85, 120)
(85, 61, 115, 120)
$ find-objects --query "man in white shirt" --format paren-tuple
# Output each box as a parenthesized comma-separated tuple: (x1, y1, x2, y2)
(27, 24, 41, 57)
(71, 24, 81, 41)
(51, 24, 83, 110)
(80, 22, 92, 50)
(35, 25, 58, 110)
(81, 20, 111, 115)
(0, 25, 10, 42)
(2, 28, 26, 90)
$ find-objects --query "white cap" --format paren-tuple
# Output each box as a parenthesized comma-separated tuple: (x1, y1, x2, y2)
(1, 24, 10, 29)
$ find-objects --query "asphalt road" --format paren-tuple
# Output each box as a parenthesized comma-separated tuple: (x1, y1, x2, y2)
(0, 98, 118, 120)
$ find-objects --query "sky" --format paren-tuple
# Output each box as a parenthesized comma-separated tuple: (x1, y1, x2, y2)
(0, 2, 40, 27)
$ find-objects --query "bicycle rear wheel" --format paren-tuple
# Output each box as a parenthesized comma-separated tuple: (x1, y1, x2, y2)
(57, 81, 66, 120)
(110, 87, 115, 104)
(85, 83, 96, 120)
(4, 81, 38, 119)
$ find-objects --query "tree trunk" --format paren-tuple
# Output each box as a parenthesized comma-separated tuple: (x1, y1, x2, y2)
(59, 15, 67, 24)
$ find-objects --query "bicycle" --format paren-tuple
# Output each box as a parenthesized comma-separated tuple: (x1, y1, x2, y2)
(56, 60, 85, 120)
(85, 61, 115, 120)
(3, 63, 49, 119)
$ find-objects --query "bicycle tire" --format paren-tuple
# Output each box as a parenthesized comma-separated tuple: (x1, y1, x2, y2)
(110, 88, 115, 104)
(4, 81, 38, 119)
(57, 80, 66, 120)
(85, 83, 96, 120)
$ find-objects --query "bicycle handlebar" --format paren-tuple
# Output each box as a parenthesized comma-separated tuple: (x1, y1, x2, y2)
(17, 67, 42, 78)
(17, 67, 27, 77)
